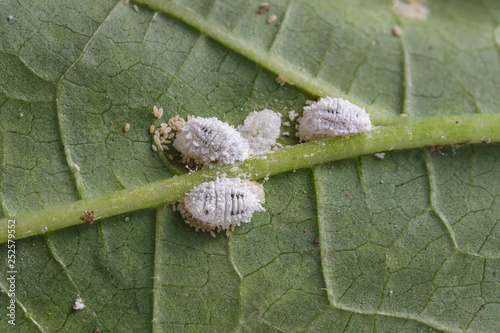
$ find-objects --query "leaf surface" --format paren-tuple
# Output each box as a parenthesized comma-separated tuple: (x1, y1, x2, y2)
(0, 0, 499, 332)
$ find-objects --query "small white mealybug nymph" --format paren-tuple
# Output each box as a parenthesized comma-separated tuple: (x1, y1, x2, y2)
(73, 297, 85, 310)
(297, 97, 372, 142)
(239, 109, 281, 154)
(173, 117, 250, 166)
(178, 178, 265, 237)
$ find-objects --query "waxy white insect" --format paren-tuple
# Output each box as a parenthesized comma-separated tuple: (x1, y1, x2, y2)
(173, 117, 250, 167)
(178, 177, 265, 237)
(297, 97, 372, 142)
(73, 297, 85, 310)
(239, 109, 281, 154)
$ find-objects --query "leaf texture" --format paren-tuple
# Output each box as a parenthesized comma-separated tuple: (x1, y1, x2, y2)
(0, 0, 499, 332)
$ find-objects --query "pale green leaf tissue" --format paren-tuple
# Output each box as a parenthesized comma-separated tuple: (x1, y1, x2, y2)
(0, 0, 499, 332)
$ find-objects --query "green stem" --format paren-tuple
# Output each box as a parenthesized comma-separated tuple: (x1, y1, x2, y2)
(1, 114, 499, 243)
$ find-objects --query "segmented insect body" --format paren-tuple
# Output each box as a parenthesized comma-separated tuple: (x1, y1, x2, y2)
(178, 178, 265, 237)
(239, 109, 281, 154)
(297, 97, 372, 142)
(173, 117, 250, 166)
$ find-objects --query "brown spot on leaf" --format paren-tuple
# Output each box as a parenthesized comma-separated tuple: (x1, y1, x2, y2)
(79, 211, 96, 224)
(255, 3, 270, 14)
(427, 140, 470, 153)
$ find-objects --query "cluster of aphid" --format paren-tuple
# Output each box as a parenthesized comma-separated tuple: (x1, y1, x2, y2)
(151, 97, 372, 237)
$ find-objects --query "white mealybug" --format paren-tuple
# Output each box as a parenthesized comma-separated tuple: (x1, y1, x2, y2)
(238, 109, 281, 154)
(173, 117, 250, 166)
(178, 177, 265, 237)
(73, 297, 85, 310)
(297, 97, 372, 142)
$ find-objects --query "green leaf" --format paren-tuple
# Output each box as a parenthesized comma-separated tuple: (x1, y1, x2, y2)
(1, 0, 499, 332)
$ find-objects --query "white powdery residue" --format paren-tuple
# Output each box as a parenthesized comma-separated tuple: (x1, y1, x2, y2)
(375, 153, 385, 159)
(297, 97, 372, 142)
(288, 110, 298, 121)
(73, 297, 85, 310)
(238, 109, 281, 154)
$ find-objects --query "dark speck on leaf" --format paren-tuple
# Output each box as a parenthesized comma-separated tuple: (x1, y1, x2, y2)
(79, 211, 96, 224)
(255, 3, 270, 14)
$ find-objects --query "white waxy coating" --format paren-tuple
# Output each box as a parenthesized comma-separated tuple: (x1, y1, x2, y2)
(173, 117, 249, 166)
(73, 297, 85, 310)
(182, 178, 265, 230)
(298, 97, 372, 141)
(239, 109, 281, 154)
